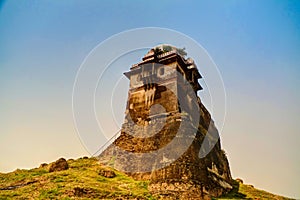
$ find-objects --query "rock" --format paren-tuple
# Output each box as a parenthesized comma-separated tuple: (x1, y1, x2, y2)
(49, 158, 69, 172)
(236, 178, 243, 184)
(98, 169, 116, 178)
(74, 187, 88, 197)
(71, 187, 98, 198)
(39, 163, 48, 168)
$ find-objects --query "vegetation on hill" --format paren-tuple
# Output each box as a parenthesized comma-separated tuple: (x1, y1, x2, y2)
(0, 157, 153, 199)
(215, 179, 294, 200)
(0, 157, 294, 200)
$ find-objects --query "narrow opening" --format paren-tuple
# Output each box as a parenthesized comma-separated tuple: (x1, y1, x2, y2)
(159, 67, 164, 76)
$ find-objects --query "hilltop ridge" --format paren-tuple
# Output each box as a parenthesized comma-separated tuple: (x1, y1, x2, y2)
(0, 157, 294, 200)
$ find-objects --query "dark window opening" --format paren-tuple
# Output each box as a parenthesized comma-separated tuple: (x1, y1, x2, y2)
(159, 67, 165, 76)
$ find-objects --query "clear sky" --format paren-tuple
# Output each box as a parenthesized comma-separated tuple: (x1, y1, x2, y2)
(0, 0, 299, 198)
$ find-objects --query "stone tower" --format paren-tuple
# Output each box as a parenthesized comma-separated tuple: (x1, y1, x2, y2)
(99, 45, 232, 199)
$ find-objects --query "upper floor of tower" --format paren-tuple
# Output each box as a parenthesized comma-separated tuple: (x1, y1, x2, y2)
(124, 44, 202, 92)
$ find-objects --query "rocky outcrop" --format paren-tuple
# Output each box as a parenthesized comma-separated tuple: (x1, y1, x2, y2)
(49, 158, 69, 172)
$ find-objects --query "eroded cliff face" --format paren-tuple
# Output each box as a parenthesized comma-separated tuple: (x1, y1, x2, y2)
(98, 45, 232, 199)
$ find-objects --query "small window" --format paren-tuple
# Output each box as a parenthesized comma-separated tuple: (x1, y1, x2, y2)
(159, 67, 165, 76)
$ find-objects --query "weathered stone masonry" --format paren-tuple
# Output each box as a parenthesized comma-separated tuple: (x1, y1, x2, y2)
(99, 45, 232, 199)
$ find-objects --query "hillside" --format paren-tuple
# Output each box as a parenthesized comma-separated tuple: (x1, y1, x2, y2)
(0, 157, 294, 200)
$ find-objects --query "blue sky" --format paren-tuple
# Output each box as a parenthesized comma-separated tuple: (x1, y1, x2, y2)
(0, 0, 299, 198)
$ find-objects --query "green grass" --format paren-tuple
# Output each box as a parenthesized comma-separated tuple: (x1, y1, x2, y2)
(216, 180, 294, 200)
(0, 157, 294, 200)
(0, 157, 153, 199)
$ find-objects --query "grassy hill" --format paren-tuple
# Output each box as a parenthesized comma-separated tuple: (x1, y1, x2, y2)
(215, 179, 294, 200)
(0, 157, 294, 200)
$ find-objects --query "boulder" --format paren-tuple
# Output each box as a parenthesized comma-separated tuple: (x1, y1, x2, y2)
(39, 163, 48, 168)
(49, 158, 69, 172)
(98, 169, 116, 178)
(236, 178, 244, 184)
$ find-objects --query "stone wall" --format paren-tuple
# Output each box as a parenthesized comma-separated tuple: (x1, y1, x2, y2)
(98, 103, 233, 199)
(98, 46, 232, 199)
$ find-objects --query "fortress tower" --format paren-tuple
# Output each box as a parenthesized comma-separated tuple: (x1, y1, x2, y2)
(99, 45, 232, 199)
(123, 45, 202, 123)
